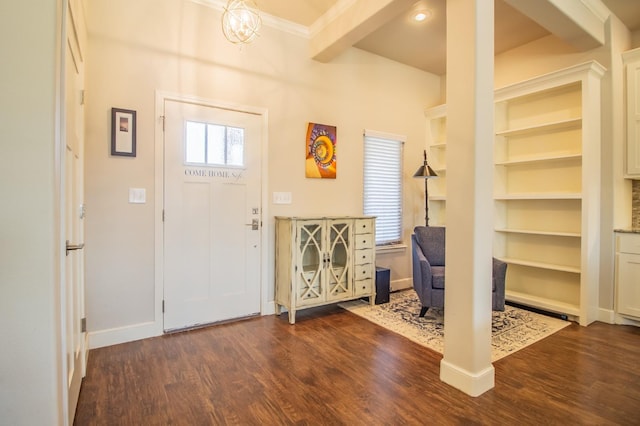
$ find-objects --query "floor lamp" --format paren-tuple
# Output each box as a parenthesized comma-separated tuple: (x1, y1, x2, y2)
(413, 150, 438, 226)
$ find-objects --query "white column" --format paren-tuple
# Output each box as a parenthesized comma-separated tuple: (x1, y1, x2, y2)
(440, 0, 495, 396)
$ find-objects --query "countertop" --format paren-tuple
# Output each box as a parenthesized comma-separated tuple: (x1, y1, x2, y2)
(614, 228, 640, 234)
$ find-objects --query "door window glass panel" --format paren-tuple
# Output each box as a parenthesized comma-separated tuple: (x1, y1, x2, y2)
(185, 121, 206, 163)
(206, 124, 226, 165)
(227, 126, 244, 166)
(185, 120, 245, 167)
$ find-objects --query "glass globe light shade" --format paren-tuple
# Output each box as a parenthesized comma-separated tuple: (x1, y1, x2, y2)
(222, 0, 262, 45)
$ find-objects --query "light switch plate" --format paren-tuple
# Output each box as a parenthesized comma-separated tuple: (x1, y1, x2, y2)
(129, 188, 146, 204)
(273, 192, 292, 204)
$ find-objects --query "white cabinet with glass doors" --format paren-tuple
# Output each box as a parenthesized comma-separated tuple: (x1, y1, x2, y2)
(275, 216, 375, 324)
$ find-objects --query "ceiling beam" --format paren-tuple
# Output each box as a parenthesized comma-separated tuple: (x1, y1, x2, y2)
(504, 0, 606, 50)
(310, 0, 416, 63)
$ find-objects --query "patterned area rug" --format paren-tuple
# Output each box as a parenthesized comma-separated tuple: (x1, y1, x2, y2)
(339, 290, 571, 361)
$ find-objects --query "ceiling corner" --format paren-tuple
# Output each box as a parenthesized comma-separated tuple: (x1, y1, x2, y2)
(309, 0, 416, 63)
(505, 0, 606, 50)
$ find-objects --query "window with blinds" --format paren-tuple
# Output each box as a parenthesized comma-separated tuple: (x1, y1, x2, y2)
(363, 131, 405, 245)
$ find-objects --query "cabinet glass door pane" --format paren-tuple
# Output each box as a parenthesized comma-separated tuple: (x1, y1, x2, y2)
(327, 221, 351, 298)
(298, 222, 323, 304)
(299, 223, 322, 271)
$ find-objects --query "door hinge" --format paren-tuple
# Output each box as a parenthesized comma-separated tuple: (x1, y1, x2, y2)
(80, 90, 85, 106)
(162, 300, 165, 313)
(81, 317, 86, 333)
(161, 115, 165, 131)
(162, 210, 165, 222)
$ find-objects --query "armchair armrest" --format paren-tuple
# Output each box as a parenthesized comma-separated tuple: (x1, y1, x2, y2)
(492, 258, 507, 283)
(412, 235, 433, 301)
(492, 258, 507, 311)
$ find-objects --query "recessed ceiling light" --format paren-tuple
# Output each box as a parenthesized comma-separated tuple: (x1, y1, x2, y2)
(413, 10, 431, 22)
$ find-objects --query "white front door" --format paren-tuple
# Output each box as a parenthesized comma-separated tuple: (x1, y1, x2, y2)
(63, 12, 86, 423)
(64, 147, 84, 420)
(163, 99, 262, 331)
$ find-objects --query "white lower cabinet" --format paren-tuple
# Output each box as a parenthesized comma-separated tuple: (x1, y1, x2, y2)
(616, 233, 640, 319)
(275, 216, 375, 324)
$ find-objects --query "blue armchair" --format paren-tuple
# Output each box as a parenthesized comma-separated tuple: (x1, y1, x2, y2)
(411, 226, 506, 316)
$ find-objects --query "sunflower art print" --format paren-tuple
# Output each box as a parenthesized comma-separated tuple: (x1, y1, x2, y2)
(305, 123, 337, 179)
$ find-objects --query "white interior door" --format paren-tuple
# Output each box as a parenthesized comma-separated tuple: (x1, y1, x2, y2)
(163, 99, 262, 331)
(63, 16, 86, 424)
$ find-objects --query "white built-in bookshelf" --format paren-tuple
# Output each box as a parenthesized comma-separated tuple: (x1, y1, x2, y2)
(425, 104, 447, 226)
(423, 61, 605, 325)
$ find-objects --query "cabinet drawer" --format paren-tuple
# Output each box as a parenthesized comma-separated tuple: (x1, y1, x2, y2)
(301, 269, 320, 282)
(355, 234, 374, 249)
(618, 234, 640, 254)
(355, 219, 373, 235)
(354, 278, 373, 296)
(354, 249, 373, 265)
(297, 272, 322, 306)
(354, 264, 373, 281)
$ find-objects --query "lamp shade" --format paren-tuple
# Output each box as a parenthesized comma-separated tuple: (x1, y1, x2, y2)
(413, 150, 438, 178)
(414, 149, 437, 226)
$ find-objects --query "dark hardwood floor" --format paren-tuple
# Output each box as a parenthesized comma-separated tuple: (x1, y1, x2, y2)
(74, 303, 640, 425)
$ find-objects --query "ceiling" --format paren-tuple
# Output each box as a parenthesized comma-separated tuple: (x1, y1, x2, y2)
(254, 0, 640, 75)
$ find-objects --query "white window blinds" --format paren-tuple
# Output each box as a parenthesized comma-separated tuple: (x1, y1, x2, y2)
(363, 130, 405, 245)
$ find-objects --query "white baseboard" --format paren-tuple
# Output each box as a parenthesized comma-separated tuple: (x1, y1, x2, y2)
(440, 359, 495, 397)
(263, 301, 276, 316)
(88, 305, 279, 349)
(598, 308, 616, 324)
(88, 321, 162, 349)
(391, 278, 412, 291)
(614, 314, 640, 327)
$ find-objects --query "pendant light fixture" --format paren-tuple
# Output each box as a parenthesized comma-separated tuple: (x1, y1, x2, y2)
(222, 0, 262, 45)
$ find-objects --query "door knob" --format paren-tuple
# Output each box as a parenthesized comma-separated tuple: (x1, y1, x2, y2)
(65, 240, 85, 256)
(245, 219, 259, 230)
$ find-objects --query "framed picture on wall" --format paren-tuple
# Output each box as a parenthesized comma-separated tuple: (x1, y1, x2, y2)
(305, 122, 337, 178)
(111, 107, 137, 157)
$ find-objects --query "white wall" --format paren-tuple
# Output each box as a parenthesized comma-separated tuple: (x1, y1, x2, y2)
(84, 0, 441, 341)
(0, 1, 65, 425)
(494, 34, 610, 88)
